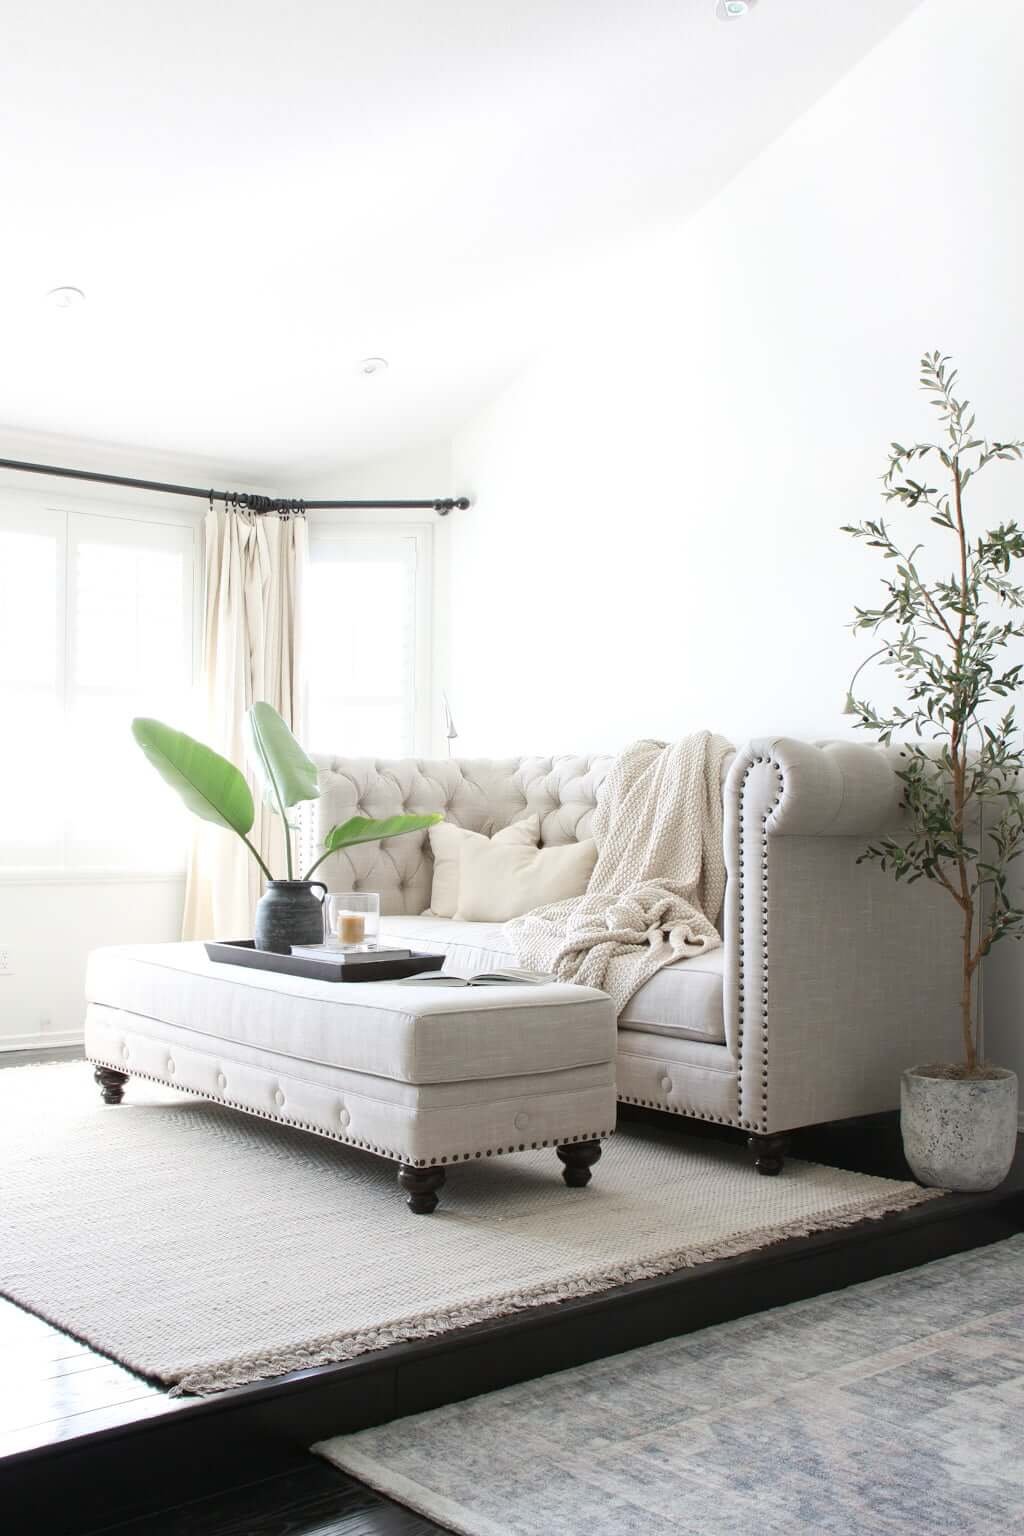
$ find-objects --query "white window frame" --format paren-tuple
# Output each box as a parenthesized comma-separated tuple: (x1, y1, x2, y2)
(0, 486, 202, 881)
(304, 518, 433, 756)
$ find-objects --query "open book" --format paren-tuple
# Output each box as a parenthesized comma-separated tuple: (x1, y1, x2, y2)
(398, 967, 556, 987)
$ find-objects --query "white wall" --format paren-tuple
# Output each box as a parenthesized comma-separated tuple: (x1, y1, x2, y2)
(0, 430, 246, 1050)
(292, 442, 453, 504)
(448, 0, 1024, 1070)
(0, 878, 187, 1049)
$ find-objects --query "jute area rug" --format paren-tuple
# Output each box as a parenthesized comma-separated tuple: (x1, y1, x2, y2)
(317, 1236, 1024, 1536)
(1, 1063, 939, 1396)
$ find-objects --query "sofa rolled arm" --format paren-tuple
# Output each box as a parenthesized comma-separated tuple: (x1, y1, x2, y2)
(726, 737, 906, 840)
(719, 736, 960, 1135)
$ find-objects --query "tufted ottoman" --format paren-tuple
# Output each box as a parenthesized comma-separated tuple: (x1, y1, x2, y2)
(84, 943, 617, 1213)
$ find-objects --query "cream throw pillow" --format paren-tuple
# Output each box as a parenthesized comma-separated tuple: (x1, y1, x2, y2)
(456, 836, 598, 923)
(427, 816, 540, 918)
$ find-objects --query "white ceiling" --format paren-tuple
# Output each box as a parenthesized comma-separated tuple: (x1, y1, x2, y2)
(0, 0, 922, 478)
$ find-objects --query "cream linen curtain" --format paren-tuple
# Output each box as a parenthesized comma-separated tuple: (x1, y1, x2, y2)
(182, 506, 307, 940)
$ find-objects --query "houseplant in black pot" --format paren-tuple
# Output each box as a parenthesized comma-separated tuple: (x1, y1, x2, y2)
(132, 704, 440, 951)
(843, 353, 1024, 1190)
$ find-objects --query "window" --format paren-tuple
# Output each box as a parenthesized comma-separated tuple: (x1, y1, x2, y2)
(304, 525, 430, 759)
(0, 501, 198, 872)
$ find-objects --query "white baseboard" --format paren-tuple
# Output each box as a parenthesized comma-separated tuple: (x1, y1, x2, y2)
(1, 1029, 84, 1053)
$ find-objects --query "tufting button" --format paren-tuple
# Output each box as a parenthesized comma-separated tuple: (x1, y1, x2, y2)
(274, 1089, 285, 1107)
(660, 1075, 673, 1093)
(166, 1058, 175, 1074)
(217, 1073, 227, 1091)
(513, 1111, 530, 1131)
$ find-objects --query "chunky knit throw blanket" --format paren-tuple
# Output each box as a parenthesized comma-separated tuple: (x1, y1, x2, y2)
(506, 733, 733, 1014)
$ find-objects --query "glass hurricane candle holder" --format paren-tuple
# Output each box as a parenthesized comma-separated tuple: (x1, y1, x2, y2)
(327, 891, 381, 950)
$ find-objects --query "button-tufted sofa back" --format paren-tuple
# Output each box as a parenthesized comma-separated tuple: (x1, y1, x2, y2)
(299, 755, 616, 915)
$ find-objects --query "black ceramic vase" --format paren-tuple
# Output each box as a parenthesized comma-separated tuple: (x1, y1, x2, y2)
(254, 880, 328, 953)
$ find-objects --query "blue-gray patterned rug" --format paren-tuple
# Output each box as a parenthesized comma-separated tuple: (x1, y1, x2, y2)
(316, 1235, 1024, 1535)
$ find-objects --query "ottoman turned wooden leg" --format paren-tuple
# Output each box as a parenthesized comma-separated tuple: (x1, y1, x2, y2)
(94, 1066, 129, 1105)
(397, 1164, 446, 1214)
(556, 1139, 602, 1188)
(748, 1132, 790, 1176)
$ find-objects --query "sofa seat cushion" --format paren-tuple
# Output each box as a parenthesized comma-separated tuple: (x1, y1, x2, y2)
(617, 949, 726, 1045)
(86, 942, 615, 1087)
(382, 915, 516, 976)
(380, 917, 726, 1046)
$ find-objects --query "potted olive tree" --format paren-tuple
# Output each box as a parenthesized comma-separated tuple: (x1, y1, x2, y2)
(843, 353, 1024, 1191)
(132, 704, 440, 952)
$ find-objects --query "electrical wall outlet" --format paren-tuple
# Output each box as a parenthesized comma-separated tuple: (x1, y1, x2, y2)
(0, 949, 11, 976)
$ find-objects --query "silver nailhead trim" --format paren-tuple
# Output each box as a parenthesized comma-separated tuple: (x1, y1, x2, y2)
(735, 752, 783, 1134)
(87, 1057, 612, 1170)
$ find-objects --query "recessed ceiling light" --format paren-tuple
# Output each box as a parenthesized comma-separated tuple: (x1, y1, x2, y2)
(358, 357, 389, 375)
(716, 0, 756, 18)
(46, 285, 86, 309)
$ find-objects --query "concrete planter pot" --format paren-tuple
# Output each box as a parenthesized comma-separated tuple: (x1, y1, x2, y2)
(254, 880, 328, 954)
(901, 1065, 1018, 1192)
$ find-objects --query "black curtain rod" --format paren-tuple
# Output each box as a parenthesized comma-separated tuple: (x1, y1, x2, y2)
(0, 456, 470, 516)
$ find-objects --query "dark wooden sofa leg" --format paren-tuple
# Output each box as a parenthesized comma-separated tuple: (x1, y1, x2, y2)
(398, 1164, 446, 1214)
(748, 1132, 790, 1176)
(557, 1139, 602, 1188)
(94, 1067, 129, 1105)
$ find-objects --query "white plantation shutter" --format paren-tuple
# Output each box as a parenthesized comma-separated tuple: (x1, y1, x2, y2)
(0, 513, 65, 864)
(305, 531, 424, 758)
(66, 514, 196, 868)
(0, 501, 198, 871)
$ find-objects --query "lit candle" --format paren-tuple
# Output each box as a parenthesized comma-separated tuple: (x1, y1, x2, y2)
(337, 910, 365, 945)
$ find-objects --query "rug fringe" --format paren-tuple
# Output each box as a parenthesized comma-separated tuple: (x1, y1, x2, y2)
(175, 1181, 944, 1395)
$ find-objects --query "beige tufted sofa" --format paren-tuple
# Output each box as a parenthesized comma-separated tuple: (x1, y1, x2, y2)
(301, 738, 963, 1172)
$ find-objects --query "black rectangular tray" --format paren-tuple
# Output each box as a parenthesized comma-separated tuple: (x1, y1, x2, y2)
(204, 940, 446, 983)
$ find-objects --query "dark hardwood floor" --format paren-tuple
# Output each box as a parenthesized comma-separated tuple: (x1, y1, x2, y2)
(2, 1048, 1022, 1535)
(0, 1270, 445, 1533)
(0, 1292, 182, 1460)
(101, 1462, 447, 1536)
(0, 1044, 85, 1068)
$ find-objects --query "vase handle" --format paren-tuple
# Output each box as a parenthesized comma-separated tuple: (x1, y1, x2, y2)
(310, 880, 328, 942)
